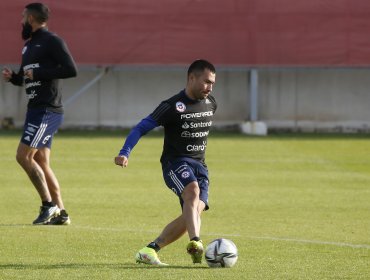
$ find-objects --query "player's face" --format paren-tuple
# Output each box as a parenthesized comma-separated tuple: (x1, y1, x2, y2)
(21, 9, 33, 40)
(189, 69, 216, 100)
(21, 9, 29, 25)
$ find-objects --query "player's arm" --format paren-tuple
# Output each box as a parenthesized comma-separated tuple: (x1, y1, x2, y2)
(32, 36, 77, 80)
(2, 67, 24, 86)
(115, 115, 159, 168)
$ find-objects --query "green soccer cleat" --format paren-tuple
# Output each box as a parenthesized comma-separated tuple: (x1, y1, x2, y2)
(187, 240, 204, 264)
(135, 247, 168, 266)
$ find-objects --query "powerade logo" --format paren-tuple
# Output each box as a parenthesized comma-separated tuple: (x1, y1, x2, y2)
(180, 111, 213, 119)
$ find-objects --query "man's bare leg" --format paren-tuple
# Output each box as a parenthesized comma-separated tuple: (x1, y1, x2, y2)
(34, 148, 65, 209)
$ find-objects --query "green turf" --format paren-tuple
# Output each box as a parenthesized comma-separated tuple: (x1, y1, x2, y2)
(0, 130, 369, 279)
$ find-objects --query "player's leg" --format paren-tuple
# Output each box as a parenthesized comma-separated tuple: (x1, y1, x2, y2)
(18, 109, 63, 224)
(16, 142, 59, 224)
(135, 160, 207, 265)
(183, 187, 206, 264)
(135, 215, 186, 266)
(34, 148, 64, 208)
(140, 199, 205, 249)
(182, 164, 210, 264)
(34, 148, 71, 225)
(153, 215, 187, 247)
(16, 142, 52, 202)
(181, 181, 201, 239)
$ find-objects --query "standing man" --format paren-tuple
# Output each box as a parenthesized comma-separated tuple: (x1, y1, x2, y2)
(2, 3, 77, 225)
(115, 59, 217, 265)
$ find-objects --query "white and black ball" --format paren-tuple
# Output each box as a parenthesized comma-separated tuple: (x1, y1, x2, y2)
(205, 238, 238, 268)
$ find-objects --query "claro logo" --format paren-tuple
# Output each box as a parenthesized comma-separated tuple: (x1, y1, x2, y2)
(186, 141, 207, 151)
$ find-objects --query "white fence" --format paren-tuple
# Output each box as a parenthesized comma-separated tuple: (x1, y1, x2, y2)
(1, 66, 370, 132)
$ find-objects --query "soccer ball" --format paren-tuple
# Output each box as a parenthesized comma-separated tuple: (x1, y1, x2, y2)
(205, 238, 238, 268)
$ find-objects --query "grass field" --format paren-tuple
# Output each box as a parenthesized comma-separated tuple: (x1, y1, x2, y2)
(0, 130, 369, 279)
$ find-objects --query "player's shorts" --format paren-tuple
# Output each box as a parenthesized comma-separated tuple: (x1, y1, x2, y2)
(21, 108, 63, 149)
(162, 157, 210, 210)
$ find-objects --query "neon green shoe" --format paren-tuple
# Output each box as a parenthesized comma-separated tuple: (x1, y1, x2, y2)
(135, 247, 168, 266)
(187, 240, 204, 264)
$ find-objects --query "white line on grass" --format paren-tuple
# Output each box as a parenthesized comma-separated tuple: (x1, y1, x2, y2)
(250, 236, 370, 249)
(72, 225, 370, 249)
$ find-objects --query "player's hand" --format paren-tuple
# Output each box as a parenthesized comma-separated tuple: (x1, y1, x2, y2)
(114, 155, 129, 168)
(24, 69, 33, 80)
(2, 67, 13, 82)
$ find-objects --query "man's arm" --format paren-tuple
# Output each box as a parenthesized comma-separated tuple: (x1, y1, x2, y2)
(2, 67, 24, 86)
(115, 115, 158, 167)
(33, 36, 77, 80)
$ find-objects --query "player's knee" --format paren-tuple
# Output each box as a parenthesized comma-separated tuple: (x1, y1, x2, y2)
(34, 154, 46, 167)
(16, 149, 34, 168)
(16, 151, 27, 166)
(182, 183, 200, 202)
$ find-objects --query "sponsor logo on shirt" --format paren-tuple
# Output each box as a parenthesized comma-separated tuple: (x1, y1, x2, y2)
(186, 141, 207, 152)
(25, 81, 41, 89)
(181, 131, 209, 138)
(182, 122, 190, 129)
(180, 111, 213, 119)
(23, 63, 40, 71)
(26, 90, 38, 99)
(182, 121, 212, 129)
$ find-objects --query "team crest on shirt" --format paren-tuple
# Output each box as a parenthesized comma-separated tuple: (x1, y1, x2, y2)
(181, 171, 190, 179)
(176, 102, 186, 112)
(22, 46, 28, 55)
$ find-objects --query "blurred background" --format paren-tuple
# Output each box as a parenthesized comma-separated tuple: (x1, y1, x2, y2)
(1, 0, 370, 133)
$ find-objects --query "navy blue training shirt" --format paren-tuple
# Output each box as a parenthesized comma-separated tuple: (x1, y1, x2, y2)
(119, 89, 217, 164)
(9, 27, 77, 113)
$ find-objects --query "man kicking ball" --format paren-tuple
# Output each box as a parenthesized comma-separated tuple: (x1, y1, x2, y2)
(114, 59, 217, 265)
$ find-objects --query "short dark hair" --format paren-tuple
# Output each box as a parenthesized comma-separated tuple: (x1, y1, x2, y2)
(187, 59, 216, 77)
(25, 3, 50, 23)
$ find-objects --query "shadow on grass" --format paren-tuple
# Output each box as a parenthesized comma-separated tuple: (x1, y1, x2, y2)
(0, 263, 209, 270)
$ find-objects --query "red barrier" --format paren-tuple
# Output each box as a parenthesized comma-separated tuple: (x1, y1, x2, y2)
(1, 0, 370, 66)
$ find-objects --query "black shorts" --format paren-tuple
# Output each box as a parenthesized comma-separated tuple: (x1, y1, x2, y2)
(162, 157, 210, 210)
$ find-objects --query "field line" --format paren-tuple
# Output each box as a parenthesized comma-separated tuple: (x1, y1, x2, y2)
(72, 225, 370, 249)
(250, 236, 370, 249)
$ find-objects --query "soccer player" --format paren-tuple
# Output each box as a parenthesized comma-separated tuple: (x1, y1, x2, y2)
(114, 59, 217, 265)
(2, 3, 77, 225)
